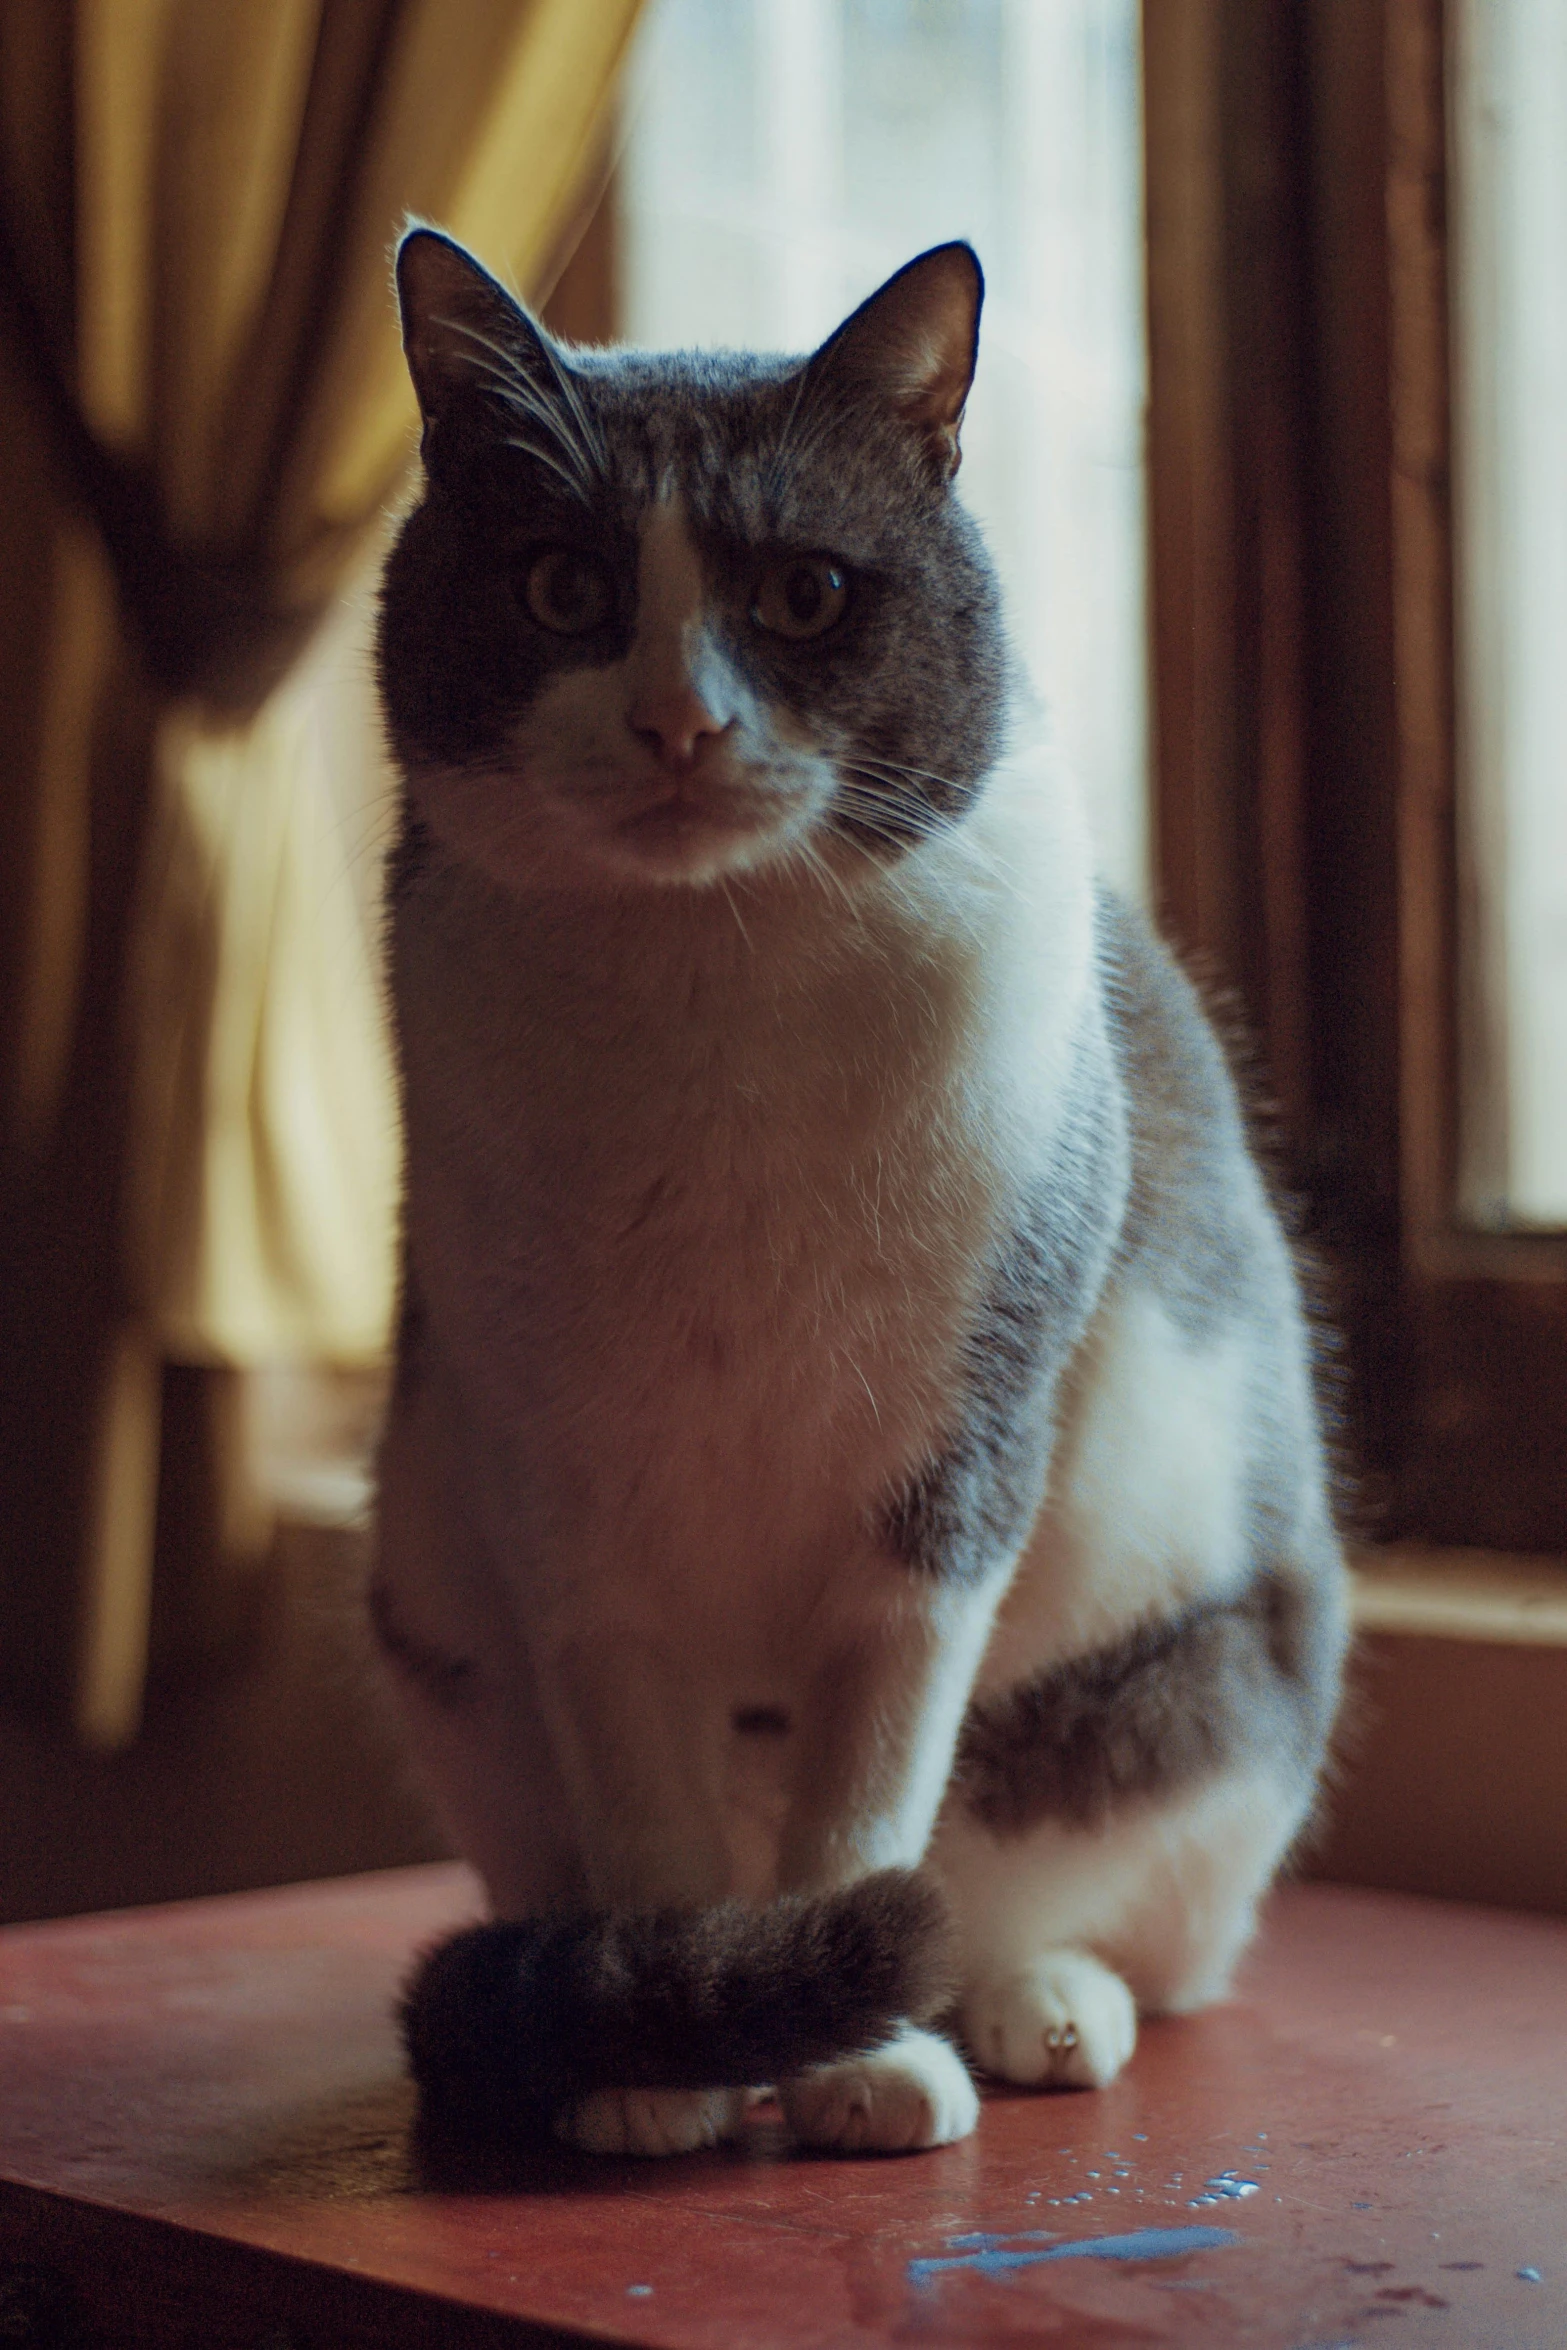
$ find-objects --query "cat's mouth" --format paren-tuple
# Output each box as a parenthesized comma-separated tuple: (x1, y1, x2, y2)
(604, 776, 808, 881)
(618, 796, 739, 844)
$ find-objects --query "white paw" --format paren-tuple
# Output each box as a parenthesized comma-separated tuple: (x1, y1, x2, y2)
(780, 2027, 979, 2154)
(962, 1950, 1138, 2091)
(553, 2085, 748, 2156)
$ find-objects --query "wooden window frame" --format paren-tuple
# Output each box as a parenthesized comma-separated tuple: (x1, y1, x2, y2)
(531, 11, 1567, 1554)
(1144, 0, 1567, 1556)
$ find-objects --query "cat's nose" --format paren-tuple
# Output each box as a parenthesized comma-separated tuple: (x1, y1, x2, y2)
(629, 681, 729, 770)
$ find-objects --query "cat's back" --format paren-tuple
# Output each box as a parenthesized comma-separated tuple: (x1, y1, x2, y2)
(977, 883, 1345, 1697)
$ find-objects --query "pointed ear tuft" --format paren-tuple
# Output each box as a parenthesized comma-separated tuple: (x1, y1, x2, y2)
(807, 243, 984, 479)
(394, 225, 554, 439)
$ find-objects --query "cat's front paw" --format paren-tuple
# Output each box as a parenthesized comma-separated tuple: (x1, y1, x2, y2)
(962, 1950, 1137, 2091)
(780, 2026, 979, 2154)
(554, 2085, 748, 2157)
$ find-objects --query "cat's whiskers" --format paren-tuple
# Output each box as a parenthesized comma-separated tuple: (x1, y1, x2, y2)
(789, 832, 870, 925)
(719, 879, 754, 951)
(444, 336, 594, 470)
(768, 387, 840, 491)
(443, 316, 602, 492)
(833, 777, 957, 855)
(836, 772, 1030, 910)
(542, 341, 611, 478)
(844, 755, 1012, 855)
(835, 781, 945, 837)
(499, 435, 594, 503)
(851, 752, 973, 792)
(764, 364, 816, 505)
(443, 311, 588, 424)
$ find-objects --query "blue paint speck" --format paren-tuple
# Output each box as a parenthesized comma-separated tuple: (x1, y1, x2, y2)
(1351, 2200, 1373, 2210)
(907, 2224, 1238, 2288)
(1518, 2267, 1543, 2283)
(625, 2284, 653, 2298)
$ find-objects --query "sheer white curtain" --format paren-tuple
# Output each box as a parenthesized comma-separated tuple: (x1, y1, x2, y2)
(620, 0, 1149, 899)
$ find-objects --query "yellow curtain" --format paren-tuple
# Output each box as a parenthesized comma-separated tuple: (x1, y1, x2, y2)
(0, 0, 644, 1746)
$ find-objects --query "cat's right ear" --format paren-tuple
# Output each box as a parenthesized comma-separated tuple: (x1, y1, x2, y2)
(395, 225, 556, 446)
(804, 243, 984, 480)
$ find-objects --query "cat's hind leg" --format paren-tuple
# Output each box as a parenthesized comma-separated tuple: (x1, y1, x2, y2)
(935, 1758, 1310, 2092)
(961, 1947, 1137, 2092)
(936, 1483, 1350, 2092)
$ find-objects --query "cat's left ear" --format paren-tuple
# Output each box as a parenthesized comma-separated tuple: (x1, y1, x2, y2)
(805, 243, 983, 479)
(394, 224, 559, 443)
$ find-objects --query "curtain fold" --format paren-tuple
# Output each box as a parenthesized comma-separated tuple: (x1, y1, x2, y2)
(0, 0, 643, 1746)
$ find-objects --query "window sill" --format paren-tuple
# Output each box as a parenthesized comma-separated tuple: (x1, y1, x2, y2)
(1351, 1543, 1567, 1645)
(1309, 1543, 1567, 1917)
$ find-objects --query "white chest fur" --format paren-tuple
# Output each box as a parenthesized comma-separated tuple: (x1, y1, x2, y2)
(395, 738, 1095, 1645)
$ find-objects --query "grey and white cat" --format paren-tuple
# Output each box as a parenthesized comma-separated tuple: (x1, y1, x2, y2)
(374, 229, 1348, 2157)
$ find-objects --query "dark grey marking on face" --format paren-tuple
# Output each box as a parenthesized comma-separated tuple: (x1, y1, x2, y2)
(377, 229, 1009, 855)
(954, 1553, 1344, 1833)
(368, 1573, 477, 1710)
(877, 1013, 1128, 1585)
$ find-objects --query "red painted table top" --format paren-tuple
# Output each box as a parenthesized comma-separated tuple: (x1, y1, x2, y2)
(0, 1867, 1561, 2348)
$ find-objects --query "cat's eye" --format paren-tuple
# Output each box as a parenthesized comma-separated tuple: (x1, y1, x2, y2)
(522, 547, 612, 635)
(752, 556, 849, 641)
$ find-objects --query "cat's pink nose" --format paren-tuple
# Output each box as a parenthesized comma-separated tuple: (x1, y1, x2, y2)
(629, 682, 728, 770)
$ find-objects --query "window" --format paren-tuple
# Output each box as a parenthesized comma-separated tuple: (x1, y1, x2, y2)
(1142, 0, 1567, 1556)
(1449, 0, 1567, 1231)
(612, 0, 1567, 1556)
(622, 0, 1150, 897)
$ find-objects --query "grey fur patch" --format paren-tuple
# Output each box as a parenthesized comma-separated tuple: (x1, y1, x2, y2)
(954, 1555, 1343, 1834)
(1099, 889, 1351, 1541)
(927, 891, 1349, 1835)
(1098, 889, 1272, 1345)
(368, 1573, 477, 1710)
(377, 236, 1009, 852)
(878, 1014, 1127, 1585)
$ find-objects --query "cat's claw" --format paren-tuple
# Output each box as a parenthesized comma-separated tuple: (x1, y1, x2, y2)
(554, 2085, 748, 2157)
(780, 2026, 979, 2154)
(962, 1950, 1138, 2090)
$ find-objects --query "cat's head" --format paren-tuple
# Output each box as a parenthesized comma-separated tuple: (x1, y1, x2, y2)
(379, 229, 1009, 894)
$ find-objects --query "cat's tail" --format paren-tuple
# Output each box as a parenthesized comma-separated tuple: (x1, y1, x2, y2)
(401, 1868, 952, 2134)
